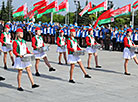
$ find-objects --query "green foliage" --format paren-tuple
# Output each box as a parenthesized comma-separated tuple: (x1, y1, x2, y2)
(0, 0, 13, 21)
(53, 14, 65, 23)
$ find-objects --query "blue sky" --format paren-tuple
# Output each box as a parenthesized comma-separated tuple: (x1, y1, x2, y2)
(0, 0, 136, 12)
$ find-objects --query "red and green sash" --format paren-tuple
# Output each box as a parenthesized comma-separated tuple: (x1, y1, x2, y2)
(68, 37, 78, 54)
(35, 35, 43, 50)
(58, 36, 65, 46)
(2, 32, 10, 46)
(87, 35, 94, 47)
(15, 39, 26, 55)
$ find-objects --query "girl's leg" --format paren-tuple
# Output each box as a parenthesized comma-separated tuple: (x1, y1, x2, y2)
(63, 52, 67, 64)
(26, 67, 34, 85)
(70, 64, 75, 80)
(43, 56, 51, 68)
(124, 59, 129, 74)
(93, 53, 99, 66)
(58, 53, 62, 64)
(133, 56, 138, 65)
(43, 56, 56, 72)
(35, 59, 40, 73)
(3, 52, 7, 69)
(17, 69, 23, 88)
(77, 61, 87, 75)
(9, 50, 14, 65)
(87, 53, 92, 68)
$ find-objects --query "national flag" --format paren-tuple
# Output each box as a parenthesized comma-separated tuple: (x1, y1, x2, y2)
(37, 0, 58, 18)
(88, 0, 107, 14)
(79, 2, 92, 17)
(55, 0, 69, 13)
(110, 4, 131, 18)
(13, 3, 28, 17)
(94, 9, 114, 29)
(132, 0, 138, 9)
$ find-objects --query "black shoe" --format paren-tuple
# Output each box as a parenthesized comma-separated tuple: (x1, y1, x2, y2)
(12, 63, 14, 66)
(35, 72, 40, 76)
(65, 62, 68, 65)
(58, 62, 63, 65)
(49, 67, 56, 72)
(32, 84, 39, 88)
(0, 76, 5, 81)
(17, 87, 24, 91)
(87, 67, 92, 69)
(85, 74, 91, 78)
(96, 66, 102, 68)
(4, 66, 7, 70)
(124, 72, 131, 75)
(69, 80, 75, 83)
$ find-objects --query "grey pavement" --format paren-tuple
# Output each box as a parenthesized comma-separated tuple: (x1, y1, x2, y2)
(0, 42, 138, 102)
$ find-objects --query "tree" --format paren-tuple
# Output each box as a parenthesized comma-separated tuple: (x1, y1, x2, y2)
(0, 1, 7, 20)
(6, 0, 14, 21)
(53, 14, 65, 24)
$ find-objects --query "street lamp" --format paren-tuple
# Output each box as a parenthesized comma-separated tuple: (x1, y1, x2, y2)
(74, 0, 79, 24)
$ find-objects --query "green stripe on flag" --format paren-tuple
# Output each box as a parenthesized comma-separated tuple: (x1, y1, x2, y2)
(37, 8, 56, 18)
(54, 8, 66, 13)
(132, 4, 138, 8)
(13, 11, 24, 18)
(98, 18, 112, 25)
(114, 12, 131, 18)
(88, 7, 104, 14)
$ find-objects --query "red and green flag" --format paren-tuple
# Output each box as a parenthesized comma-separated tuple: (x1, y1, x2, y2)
(33, 0, 46, 6)
(55, 0, 68, 13)
(13, 3, 28, 18)
(33, 0, 48, 13)
(132, 0, 138, 9)
(37, 0, 58, 18)
(94, 9, 114, 29)
(110, 4, 131, 18)
(88, 0, 107, 14)
(79, 2, 92, 17)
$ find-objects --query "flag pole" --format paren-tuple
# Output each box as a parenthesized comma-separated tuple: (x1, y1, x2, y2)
(51, 12, 53, 24)
(132, 0, 137, 29)
(132, 9, 135, 29)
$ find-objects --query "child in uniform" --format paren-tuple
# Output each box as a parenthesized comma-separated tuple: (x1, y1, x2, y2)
(56, 30, 67, 65)
(67, 29, 91, 83)
(32, 27, 56, 76)
(0, 25, 14, 69)
(123, 29, 138, 75)
(13, 28, 39, 91)
(86, 28, 101, 69)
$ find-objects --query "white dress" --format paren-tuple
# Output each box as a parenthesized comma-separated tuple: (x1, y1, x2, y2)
(123, 37, 136, 59)
(33, 36, 47, 59)
(14, 40, 32, 70)
(86, 35, 97, 54)
(67, 39, 81, 64)
(56, 37, 66, 53)
(2, 33, 12, 52)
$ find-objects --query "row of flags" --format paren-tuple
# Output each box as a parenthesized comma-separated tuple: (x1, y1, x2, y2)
(79, 0, 137, 29)
(13, 0, 68, 19)
(13, 0, 138, 28)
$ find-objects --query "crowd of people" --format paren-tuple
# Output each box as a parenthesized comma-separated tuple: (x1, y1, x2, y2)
(0, 20, 138, 52)
(0, 20, 138, 91)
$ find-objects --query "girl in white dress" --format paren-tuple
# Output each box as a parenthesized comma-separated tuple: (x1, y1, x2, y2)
(56, 30, 67, 64)
(13, 28, 39, 91)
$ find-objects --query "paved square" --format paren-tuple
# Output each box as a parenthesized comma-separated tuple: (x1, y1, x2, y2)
(0, 43, 138, 102)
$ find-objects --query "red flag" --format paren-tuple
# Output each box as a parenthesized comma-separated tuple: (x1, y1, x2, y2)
(33, 1, 47, 12)
(33, 0, 46, 6)
(132, 0, 138, 9)
(37, 1, 56, 14)
(79, 2, 92, 17)
(94, 9, 113, 29)
(110, 4, 131, 18)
